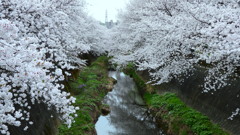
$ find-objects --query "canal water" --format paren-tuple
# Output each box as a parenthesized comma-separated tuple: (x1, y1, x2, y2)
(95, 71, 164, 135)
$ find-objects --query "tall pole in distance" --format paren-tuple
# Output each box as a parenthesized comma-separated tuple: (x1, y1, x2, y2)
(105, 9, 108, 24)
(105, 9, 109, 28)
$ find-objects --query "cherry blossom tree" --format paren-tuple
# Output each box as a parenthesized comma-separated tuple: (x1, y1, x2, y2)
(0, 0, 108, 134)
(109, 0, 240, 118)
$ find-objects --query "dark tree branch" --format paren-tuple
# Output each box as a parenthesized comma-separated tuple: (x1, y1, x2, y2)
(163, 3, 173, 17)
(186, 10, 211, 25)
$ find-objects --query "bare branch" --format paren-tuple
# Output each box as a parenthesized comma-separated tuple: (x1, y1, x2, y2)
(185, 9, 211, 25)
(162, 3, 173, 17)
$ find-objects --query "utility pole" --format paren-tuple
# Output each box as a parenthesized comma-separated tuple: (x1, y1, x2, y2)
(105, 9, 108, 24)
(105, 9, 109, 28)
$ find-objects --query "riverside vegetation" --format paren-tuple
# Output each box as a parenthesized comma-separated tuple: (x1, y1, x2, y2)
(59, 58, 229, 135)
(124, 63, 229, 135)
(58, 56, 114, 135)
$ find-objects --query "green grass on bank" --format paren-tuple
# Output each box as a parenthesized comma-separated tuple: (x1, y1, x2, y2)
(59, 56, 111, 135)
(144, 93, 229, 135)
(124, 63, 229, 135)
(123, 63, 149, 93)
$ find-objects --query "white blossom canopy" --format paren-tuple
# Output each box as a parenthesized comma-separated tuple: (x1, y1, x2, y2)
(0, 0, 108, 134)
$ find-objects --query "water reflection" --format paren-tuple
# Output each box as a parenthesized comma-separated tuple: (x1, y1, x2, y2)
(95, 71, 164, 135)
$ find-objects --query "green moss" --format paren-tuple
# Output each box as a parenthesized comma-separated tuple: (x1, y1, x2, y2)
(123, 63, 154, 92)
(122, 62, 229, 135)
(101, 103, 110, 109)
(59, 56, 111, 135)
(144, 92, 229, 135)
(180, 129, 188, 135)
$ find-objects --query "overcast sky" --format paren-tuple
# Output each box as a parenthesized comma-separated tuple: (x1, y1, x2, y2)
(86, 0, 129, 22)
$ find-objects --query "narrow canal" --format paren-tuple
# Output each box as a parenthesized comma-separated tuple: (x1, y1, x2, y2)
(95, 71, 164, 135)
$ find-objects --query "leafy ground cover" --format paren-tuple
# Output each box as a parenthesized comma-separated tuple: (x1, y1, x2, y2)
(144, 93, 229, 135)
(59, 56, 114, 135)
(124, 63, 229, 135)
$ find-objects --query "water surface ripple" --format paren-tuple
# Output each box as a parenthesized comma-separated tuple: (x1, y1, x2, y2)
(95, 71, 164, 135)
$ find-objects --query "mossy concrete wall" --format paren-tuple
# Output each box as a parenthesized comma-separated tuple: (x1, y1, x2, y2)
(138, 66, 240, 135)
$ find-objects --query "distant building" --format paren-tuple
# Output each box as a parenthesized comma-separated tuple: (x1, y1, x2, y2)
(104, 10, 119, 29)
(105, 20, 119, 29)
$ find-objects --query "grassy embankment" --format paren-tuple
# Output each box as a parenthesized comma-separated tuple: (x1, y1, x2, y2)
(124, 63, 229, 135)
(59, 56, 115, 135)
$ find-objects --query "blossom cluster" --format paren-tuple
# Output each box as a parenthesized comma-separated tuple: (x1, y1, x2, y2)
(109, 0, 240, 118)
(0, 0, 107, 134)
